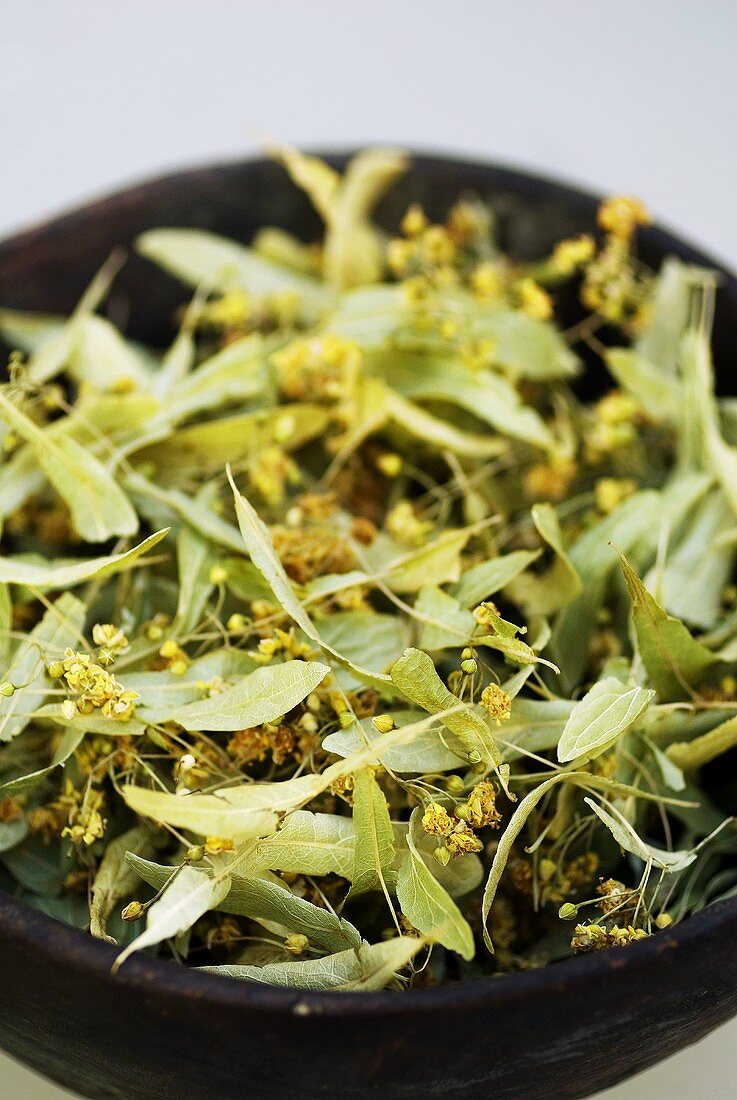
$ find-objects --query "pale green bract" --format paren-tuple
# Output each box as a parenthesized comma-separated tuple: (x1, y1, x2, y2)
(122, 787, 281, 842)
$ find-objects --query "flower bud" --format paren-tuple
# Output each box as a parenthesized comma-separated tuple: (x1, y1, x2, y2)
(655, 912, 673, 929)
(539, 858, 557, 883)
(432, 845, 451, 866)
(122, 900, 145, 922)
(0, 681, 15, 697)
(300, 713, 318, 733)
(175, 753, 197, 779)
(558, 902, 578, 921)
(186, 845, 205, 863)
(376, 453, 402, 478)
(371, 714, 395, 734)
(460, 658, 477, 675)
(208, 565, 228, 586)
(285, 933, 309, 956)
(226, 613, 248, 633)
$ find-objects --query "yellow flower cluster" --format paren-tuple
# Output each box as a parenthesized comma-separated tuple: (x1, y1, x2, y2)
(515, 277, 553, 321)
(460, 338, 496, 371)
(480, 684, 512, 724)
(386, 500, 433, 548)
(51, 779, 107, 846)
(586, 390, 640, 460)
(446, 825, 484, 857)
(464, 781, 502, 829)
(524, 457, 578, 502)
(421, 802, 454, 836)
(571, 922, 649, 953)
(272, 334, 361, 403)
(597, 877, 636, 915)
(91, 622, 129, 666)
(471, 262, 504, 301)
(550, 234, 596, 275)
(582, 195, 651, 323)
(271, 525, 355, 584)
(597, 195, 651, 240)
(55, 648, 138, 721)
(250, 445, 301, 507)
(423, 783, 501, 862)
(594, 476, 637, 514)
(159, 639, 190, 676)
(251, 626, 313, 664)
(387, 215, 456, 278)
(199, 289, 251, 331)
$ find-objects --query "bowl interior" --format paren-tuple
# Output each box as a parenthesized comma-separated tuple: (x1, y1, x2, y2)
(1, 152, 737, 1100)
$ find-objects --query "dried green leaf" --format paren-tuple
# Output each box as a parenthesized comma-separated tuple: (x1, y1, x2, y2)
(130, 853, 362, 954)
(172, 659, 331, 732)
(0, 726, 85, 796)
(251, 811, 356, 879)
(415, 587, 475, 650)
(372, 350, 554, 450)
(0, 390, 138, 542)
(349, 767, 396, 898)
(90, 825, 161, 942)
(228, 469, 391, 684)
(121, 787, 280, 842)
(666, 715, 737, 772)
(557, 677, 655, 763)
(0, 593, 86, 743)
(137, 228, 326, 307)
(451, 550, 542, 609)
(508, 503, 582, 617)
(390, 648, 502, 772)
(200, 936, 421, 991)
(384, 388, 506, 459)
(0, 528, 169, 588)
(584, 797, 696, 872)
(396, 811, 474, 959)
(620, 552, 718, 699)
(114, 864, 232, 970)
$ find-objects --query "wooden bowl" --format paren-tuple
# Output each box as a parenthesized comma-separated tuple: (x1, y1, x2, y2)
(1, 153, 736, 1100)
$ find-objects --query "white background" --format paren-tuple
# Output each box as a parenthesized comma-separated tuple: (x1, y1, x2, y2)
(1, 2, 736, 1097)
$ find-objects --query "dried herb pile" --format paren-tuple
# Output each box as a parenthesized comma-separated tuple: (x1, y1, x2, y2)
(0, 148, 735, 991)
